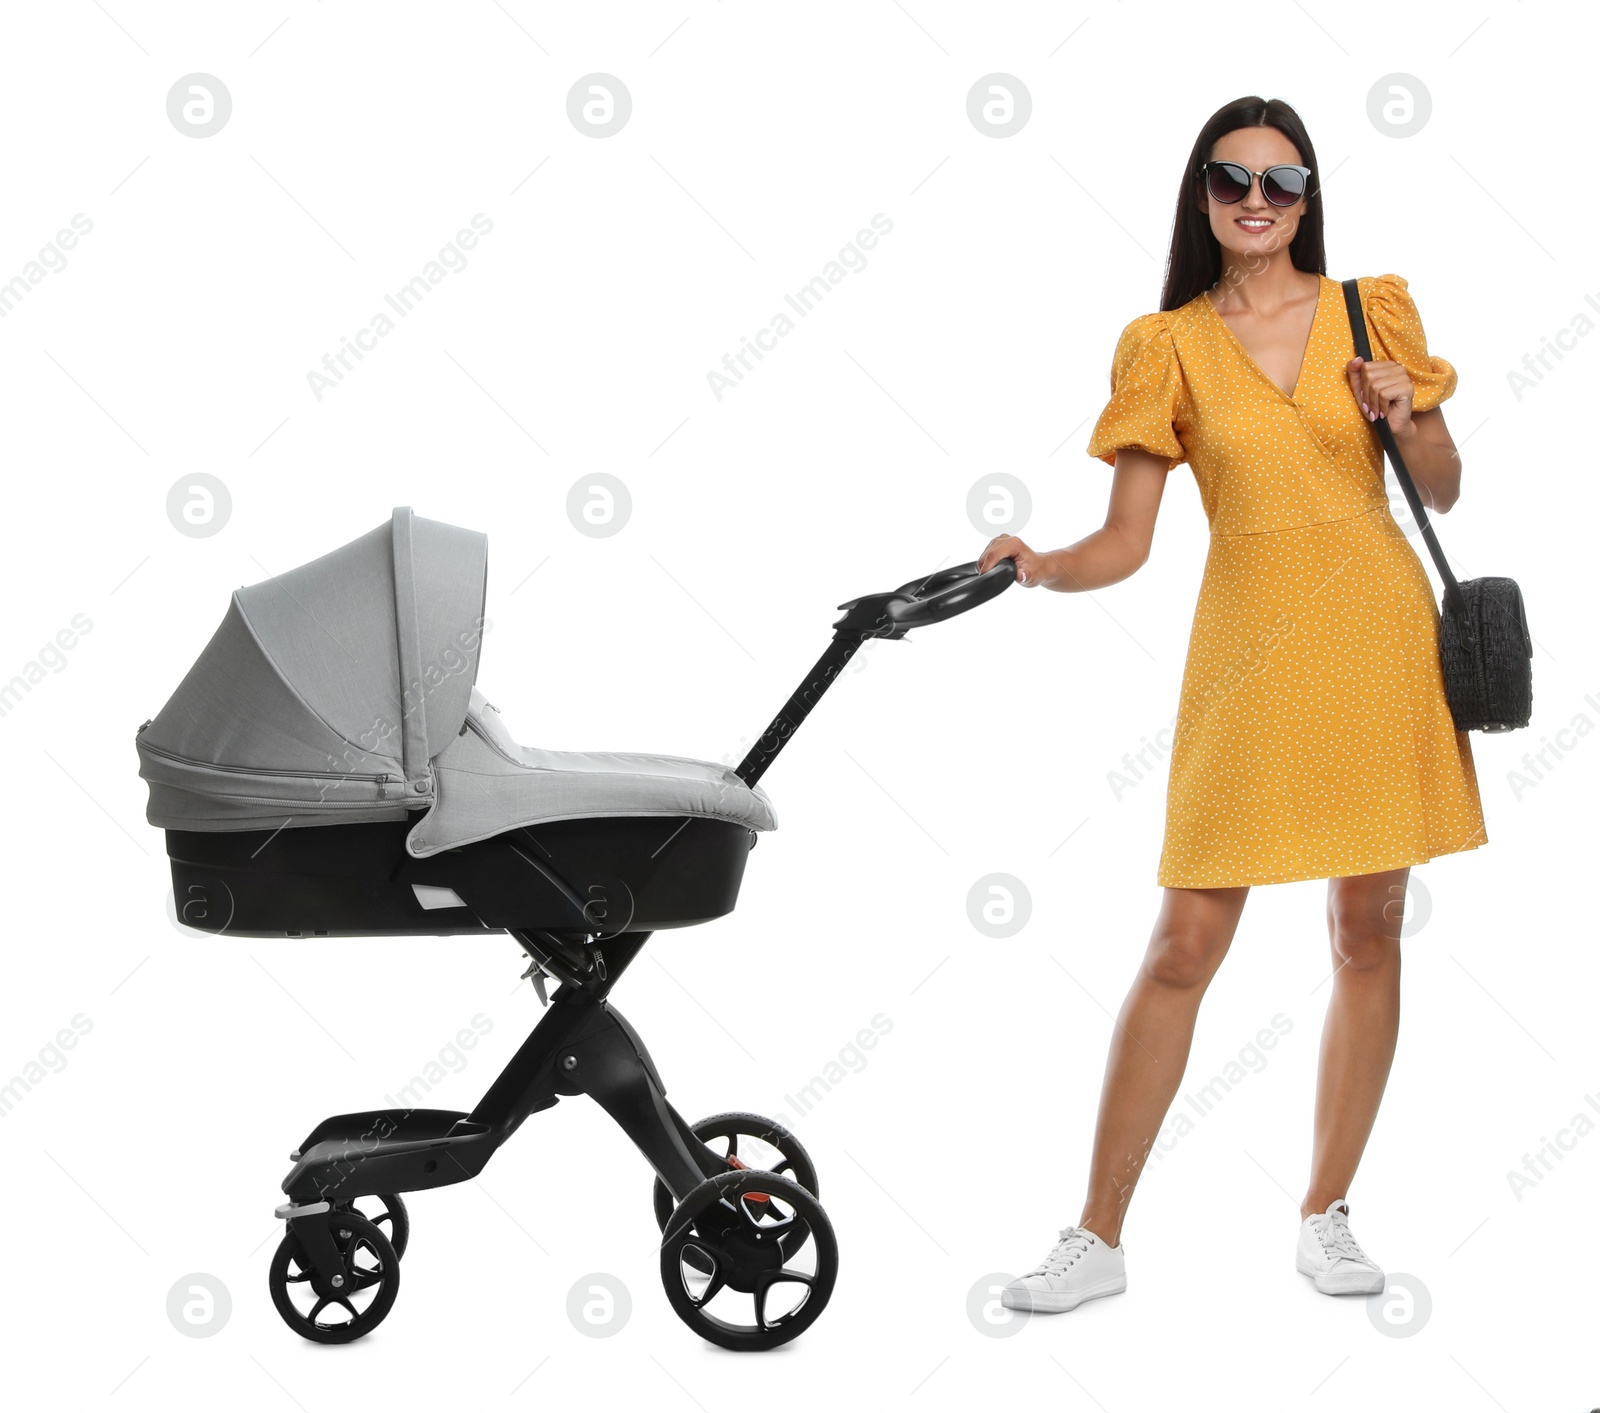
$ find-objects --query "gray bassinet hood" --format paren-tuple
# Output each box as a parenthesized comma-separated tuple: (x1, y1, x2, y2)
(138, 507, 776, 846)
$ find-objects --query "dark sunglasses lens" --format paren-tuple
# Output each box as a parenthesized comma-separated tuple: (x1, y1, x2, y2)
(1262, 166, 1307, 206)
(1206, 162, 1251, 204)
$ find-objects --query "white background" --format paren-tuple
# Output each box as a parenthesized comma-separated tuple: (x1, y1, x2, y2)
(1, 3, 1595, 1410)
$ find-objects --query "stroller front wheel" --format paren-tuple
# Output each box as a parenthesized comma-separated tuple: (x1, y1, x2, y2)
(660, 1168, 837, 1351)
(269, 1212, 401, 1344)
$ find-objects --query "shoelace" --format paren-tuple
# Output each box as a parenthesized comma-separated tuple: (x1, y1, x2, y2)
(1028, 1226, 1094, 1277)
(1314, 1202, 1371, 1264)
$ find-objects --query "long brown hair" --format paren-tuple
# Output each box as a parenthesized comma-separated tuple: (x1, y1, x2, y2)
(1160, 96, 1327, 312)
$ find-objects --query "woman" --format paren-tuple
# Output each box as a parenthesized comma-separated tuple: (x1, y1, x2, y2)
(977, 95, 1485, 1312)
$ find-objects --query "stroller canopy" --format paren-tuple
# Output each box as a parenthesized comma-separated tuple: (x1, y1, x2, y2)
(139, 508, 775, 852)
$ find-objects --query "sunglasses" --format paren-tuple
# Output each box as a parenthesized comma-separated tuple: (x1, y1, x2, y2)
(1199, 160, 1312, 208)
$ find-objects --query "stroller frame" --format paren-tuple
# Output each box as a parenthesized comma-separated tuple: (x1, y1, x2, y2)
(281, 929, 722, 1212)
(255, 811, 836, 1349)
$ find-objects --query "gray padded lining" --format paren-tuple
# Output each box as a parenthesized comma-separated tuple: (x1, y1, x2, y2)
(403, 688, 777, 857)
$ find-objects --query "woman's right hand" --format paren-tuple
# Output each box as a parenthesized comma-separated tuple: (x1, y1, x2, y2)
(976, 535, 1045, 587)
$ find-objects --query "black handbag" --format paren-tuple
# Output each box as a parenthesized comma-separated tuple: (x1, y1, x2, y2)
(1340, 278, 1532, 734)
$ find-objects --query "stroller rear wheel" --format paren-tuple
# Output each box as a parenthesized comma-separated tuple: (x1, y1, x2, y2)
(269, 1212, 401, 1344)
(652, 1112, 819, 1232)
(333, 1193, 410, 1259)
(660, 1168, 837, 1351)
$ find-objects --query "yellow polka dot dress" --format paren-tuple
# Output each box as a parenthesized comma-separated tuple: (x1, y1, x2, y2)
(1087, 273, 1486, 888)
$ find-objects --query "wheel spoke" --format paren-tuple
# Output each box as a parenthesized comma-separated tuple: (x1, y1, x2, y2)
(738, 1191, 790, 1232)
(348, 1237, 385, 1288)
(687, 1237, 736, 1273)
(307, 1288, 365, 1328)
(688, 1254, 726, 1309)
(753, 1268, 815, 1329)
(776, 1224, 813, 1262)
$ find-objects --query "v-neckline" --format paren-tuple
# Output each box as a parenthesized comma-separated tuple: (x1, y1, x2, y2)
(1202, 274, 1326, 403)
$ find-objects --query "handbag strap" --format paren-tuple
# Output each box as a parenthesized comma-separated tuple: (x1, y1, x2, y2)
(1340, 277, 1464, 615)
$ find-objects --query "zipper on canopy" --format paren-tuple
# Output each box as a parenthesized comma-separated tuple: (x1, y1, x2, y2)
(138, 739, 398, 789)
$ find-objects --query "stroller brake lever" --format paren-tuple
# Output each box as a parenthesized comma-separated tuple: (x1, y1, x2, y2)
(516, 937, 563, 1004)
(514, 927, 598, 998)
(517, 950, 551, 1005)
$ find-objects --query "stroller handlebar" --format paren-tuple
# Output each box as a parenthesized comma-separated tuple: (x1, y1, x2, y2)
(832, 557, 1017, 641)
(733, 557, 1016, 789)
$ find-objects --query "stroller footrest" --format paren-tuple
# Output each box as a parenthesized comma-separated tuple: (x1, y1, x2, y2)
(293, 1107, 468, 1153)
(282, 1107, 501, 1202)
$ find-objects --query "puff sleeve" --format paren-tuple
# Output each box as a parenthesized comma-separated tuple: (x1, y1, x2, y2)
(1362, 273, 1457, 413)
(1086, 312, 1186, 470)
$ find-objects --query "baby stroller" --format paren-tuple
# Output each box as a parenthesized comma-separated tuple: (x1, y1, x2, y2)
(138, 508, 1014, 1350)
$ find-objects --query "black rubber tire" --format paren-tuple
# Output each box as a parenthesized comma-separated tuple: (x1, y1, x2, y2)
(334, 1193, 410, 1259)
(660, 1168, 837, 1352)
(269, 1212, 400, 1344)
(653, 1112, 819, 1232)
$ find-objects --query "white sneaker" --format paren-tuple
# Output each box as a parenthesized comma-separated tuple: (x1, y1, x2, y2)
(1001, 1226, 1127, 1314)
(1296, 1199, 1384, 1295)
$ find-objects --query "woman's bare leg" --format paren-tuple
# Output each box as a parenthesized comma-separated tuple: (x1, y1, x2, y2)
(1301, 868, 1405, 1217)
(1077, 884, 1250, 1246)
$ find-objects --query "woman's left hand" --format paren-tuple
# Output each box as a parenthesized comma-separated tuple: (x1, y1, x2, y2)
(1345, 356, 1415, 433)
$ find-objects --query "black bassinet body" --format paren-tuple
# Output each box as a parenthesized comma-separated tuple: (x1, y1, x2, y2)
(161, 813, 759, 938)
(139, 508, 776, 938)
